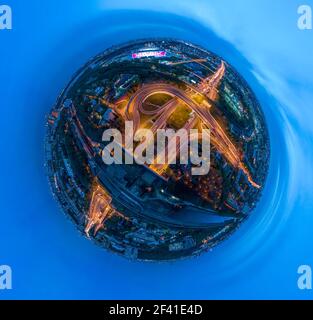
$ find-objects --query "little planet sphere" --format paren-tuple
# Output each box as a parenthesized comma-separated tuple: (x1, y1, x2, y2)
(45, 39, 270, 261)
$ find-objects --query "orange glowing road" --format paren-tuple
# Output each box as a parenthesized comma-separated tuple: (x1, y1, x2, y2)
(199, 61, 226, 100)
(84, 184, 127, 237)
(123, 61, 260, 188)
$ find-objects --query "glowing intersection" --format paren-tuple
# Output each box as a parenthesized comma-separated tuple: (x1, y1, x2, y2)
(86, 60, 259, 237)
(124, 62, 260, 188)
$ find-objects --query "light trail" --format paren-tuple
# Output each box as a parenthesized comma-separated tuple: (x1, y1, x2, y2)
(124, 80, 260, 188)
(198, 61, 226, 100)
(85, 183, 126, 237)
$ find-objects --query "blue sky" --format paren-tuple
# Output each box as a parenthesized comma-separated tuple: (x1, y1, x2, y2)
(1, 0, 313, 299)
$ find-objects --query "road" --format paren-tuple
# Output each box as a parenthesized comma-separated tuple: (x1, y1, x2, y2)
(124, 80, 260, 188)
(85, 185, 114, 237)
